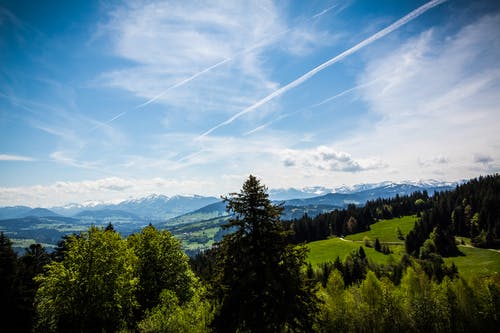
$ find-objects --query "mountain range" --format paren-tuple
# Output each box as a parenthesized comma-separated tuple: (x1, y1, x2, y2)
(0, 181, 457, 221)
(0, 180, 457, 253)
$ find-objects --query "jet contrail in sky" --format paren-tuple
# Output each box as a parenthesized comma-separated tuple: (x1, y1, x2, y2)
(243, 78, 381, 136)
(313, 3, 339, 19)
(199, 0, 447, 138)
(92, 2, 345, 130)
(135, 58, 231, 109)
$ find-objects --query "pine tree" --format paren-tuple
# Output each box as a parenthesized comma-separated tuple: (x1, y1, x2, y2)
(214, 175, 318, 332)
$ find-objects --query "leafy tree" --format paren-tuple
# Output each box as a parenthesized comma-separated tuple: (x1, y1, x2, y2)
(128, 225, 197, 315)
(214, 175, 318, 332)
(34, 227, 138, 332)
(138, 287, 213, 333)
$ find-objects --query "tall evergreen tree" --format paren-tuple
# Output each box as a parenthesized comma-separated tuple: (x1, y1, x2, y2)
(214, 175, 318, 332)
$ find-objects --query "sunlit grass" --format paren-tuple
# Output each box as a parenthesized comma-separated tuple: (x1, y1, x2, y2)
(345, 215, 417, 243)
(306, 237, 400, 267)
(445, 245, 500, 279)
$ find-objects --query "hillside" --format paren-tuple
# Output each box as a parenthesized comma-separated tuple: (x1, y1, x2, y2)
(344, 215, 417, 242)
(306, 215, 500, 278)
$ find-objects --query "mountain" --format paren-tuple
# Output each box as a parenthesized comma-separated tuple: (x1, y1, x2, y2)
(269, 187, 332, 200)
(50, 194, 220, 220)
(113, 194, 220, 220)
(74, 209, 141, 220)
(50, 201, 107, 216)
(0, 206, 32, 220)
(160, 201, 228, 227)
(22, 208, 60, 218)
(282, 182, 455, 207)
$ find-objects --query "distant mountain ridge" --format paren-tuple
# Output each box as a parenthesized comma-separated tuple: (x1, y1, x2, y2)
(269, 180, 458, 200)
(49, 194, 220, 220)
(281, 182, 455, 207)
(0, 180, 457, 223)
(0, 179, 459, 253)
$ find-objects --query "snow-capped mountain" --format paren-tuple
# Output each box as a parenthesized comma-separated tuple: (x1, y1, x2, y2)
(282, 181, 457, 207)
(269, 180, 458, 201)
(50, 194, 220, 220)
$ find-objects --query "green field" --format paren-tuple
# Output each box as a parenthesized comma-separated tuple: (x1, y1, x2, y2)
(345, 215, 417, 242)
(306, 237, 402, 266)
(445, 246, 500, 278)
(307, 216, 500, 279)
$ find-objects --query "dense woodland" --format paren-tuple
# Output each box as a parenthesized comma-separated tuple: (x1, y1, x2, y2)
(1, 174, 499, 332)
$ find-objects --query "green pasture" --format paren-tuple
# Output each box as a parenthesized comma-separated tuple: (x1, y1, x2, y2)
(307, 215, 500, 279)
(345, 215, 417, 242)
(306, 237, 402, 266)
(445, 245, 500, 279)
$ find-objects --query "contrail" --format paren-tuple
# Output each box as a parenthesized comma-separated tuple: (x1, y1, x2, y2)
(135, 58, 231, 109)
(309, 77, 381, 108)
(243, 78, 382, 135)
(89, 111, 127, 132)
(134, 28, 290, 109)
(313, 3, 339, 19)
(92, 2, 345, 129)
(199, 0, 447, 138)
(91, 30, 289, 131)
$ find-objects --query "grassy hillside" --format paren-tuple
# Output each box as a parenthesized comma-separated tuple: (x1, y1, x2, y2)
(445, 246, 500, 278)
(306, 237, 404, 266)
(344, 215, 417, 242)
(307, 215, 500, 279)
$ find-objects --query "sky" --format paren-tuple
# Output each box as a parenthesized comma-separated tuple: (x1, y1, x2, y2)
(1, 0, 499, 207)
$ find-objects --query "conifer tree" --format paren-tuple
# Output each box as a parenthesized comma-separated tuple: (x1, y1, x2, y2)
(214, 175, 318, 332)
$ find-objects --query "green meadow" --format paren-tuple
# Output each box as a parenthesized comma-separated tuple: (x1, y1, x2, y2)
(307, 215, 500, 279)
(344, 215, 417, 242)
(306, 237, 403, 266)
(445, 246, 500, 278)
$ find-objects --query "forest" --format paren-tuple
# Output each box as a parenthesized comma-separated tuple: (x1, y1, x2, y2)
(1, 174, 499, 332)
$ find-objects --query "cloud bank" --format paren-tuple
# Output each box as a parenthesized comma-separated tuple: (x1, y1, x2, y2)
(281, 146, 386, 173)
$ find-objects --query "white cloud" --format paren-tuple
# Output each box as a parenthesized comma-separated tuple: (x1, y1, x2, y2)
(0, 154, 34, 162)
(418, 155, 449, 167)
(281, 146, 386, 173)
(338, 13, 500, 181)
(99, 0, 287, 118)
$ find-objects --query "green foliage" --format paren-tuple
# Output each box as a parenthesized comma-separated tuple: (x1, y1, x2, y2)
(317, 266, 500, 332)
(129, 225, 197, 314)
(138, 288, 213, 333)
(34, 227, 139, 332)
(214, 175, 319, 332)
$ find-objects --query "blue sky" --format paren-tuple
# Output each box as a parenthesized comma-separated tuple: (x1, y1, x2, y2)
(1, 0, 499, 207)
